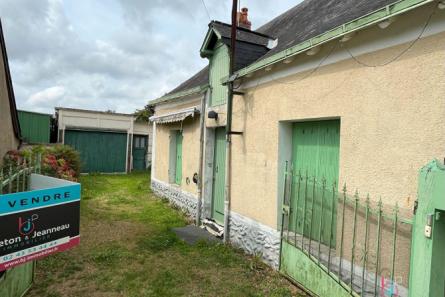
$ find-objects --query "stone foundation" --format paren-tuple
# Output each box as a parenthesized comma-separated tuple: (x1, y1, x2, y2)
(151, 178, 198, 218)
(229, 211, 281, 269)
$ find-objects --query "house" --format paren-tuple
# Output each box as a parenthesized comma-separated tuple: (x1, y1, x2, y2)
(0, 19, 20, 160)
(0, 18, 36, 297)
(150, 0, 445, 295)
(56, 107, 152, 173)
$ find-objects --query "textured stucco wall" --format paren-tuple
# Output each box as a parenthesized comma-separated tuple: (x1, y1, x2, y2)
(231, 31, 445, 229)
(153, 115, 201, 196)
(0, 48, 19, 163)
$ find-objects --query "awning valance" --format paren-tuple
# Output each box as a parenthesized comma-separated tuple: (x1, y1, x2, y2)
(149, 107, 200, 124)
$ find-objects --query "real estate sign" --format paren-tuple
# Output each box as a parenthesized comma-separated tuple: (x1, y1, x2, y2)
(0, 174, 81, 271)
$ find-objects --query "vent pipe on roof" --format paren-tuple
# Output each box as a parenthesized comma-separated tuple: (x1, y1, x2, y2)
(237, 7, 252, 30)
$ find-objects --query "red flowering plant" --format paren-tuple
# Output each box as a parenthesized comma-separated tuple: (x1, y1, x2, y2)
(2, 145, 80, 182)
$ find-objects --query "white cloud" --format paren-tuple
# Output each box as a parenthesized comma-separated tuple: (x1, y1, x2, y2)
(26, 86, 66, 112)
(1, 0, 300, 114)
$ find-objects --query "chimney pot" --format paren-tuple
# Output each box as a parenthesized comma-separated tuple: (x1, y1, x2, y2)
(237, 7, 252, 30)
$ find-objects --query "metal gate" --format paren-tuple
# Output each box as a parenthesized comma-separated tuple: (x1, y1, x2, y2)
(280, 163, 413, 297)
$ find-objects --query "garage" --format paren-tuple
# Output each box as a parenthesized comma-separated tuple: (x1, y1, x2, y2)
(56, 107, 152, 174)
(64, 129, 128, 173)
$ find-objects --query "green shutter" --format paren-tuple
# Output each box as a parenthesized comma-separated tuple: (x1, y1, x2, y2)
(65, 130, 127, 173)
(175, 131, 183, 185)
(291, 120, 340, 246)
(212, 128, 226, 224)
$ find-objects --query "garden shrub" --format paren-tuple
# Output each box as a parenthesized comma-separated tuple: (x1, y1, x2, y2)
(2, 145, 81, 181)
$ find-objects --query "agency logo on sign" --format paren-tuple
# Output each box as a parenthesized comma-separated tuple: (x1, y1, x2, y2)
(18, 214, 39, 236)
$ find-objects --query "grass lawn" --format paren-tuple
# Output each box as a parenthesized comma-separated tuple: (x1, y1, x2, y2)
(26, 172, 306, 297)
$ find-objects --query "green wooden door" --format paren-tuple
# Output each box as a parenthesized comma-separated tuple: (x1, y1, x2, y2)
(290, 120, 340, 246)
(132, 135, 147, 171)
(212, 128, 226, 224)
(175, 131, 183, 185)
(65, 130, 127, 173)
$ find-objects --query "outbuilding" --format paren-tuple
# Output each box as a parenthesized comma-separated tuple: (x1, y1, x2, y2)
(56, 107, 152, 173)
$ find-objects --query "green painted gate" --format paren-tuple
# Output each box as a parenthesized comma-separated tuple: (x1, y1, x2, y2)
(281, 120, 344, 296)
(175, 131, 183, 185)
(0, 261, 34, 297)
(290, 120, 340, 246)
(212, 128, 226, 224)
(65, 129, 127, 173)
(132, 135, 148, 171)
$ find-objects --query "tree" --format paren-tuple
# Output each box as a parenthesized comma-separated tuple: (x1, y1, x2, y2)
(134, 104, 155, 122)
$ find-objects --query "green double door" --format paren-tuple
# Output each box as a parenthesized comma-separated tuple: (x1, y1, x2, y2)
(212, 128, 226, 224)
(289, 120, 340, 246)
(65, 130, 127, 173)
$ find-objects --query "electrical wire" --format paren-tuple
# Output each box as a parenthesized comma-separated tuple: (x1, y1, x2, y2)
(200, 0, 212, 21)
(344, 7, 435, 68)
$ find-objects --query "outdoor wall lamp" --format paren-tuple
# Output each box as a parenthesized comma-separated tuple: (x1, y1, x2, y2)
(208, 110, 218, 120)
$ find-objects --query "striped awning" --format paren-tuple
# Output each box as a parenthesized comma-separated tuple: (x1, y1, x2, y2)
(149, 107, 200, 124)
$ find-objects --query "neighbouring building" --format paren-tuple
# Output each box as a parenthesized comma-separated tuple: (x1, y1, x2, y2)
(56, 107, 152, 173)
(150, 1, 445, 296)
(0, 20, 20, 161)
(0, 18, 35, 297)
(18, 110, 52, 144)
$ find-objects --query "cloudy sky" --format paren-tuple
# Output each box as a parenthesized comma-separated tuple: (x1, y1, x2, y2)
(1, 0, 300, 114)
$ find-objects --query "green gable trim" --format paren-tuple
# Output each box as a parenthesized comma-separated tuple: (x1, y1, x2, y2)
(200, 27, 222, 58)
(230, 0, 434, 81)
(150, 84, 209, 106)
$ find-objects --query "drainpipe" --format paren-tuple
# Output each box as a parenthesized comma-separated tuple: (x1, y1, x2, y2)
(196, 90, 207, 226)
(223, 0, 238, 244)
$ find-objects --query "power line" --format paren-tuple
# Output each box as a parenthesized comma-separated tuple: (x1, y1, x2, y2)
(200, 0, 212, 21)
(344, 7, 435, 68)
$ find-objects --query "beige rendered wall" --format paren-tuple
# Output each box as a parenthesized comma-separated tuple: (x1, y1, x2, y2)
(230, 31, 445, 230)
(0, 49, 19, 164)
(153, 98, 202, 196)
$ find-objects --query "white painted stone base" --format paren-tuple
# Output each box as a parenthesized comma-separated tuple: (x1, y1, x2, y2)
(229, 211, 281, 269)
(151, 179, 280, 269)
(151, 178, 198, 218)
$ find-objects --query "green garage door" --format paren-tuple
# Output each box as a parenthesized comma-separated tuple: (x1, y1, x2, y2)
(65, 130, 127, 173)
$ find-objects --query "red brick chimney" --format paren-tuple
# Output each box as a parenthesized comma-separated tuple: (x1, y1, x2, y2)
(237, 7, 252, 30)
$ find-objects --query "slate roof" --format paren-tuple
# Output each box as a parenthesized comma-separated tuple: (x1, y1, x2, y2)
(159, 0, 402, 102)
(0, 19, 20, 139)
(211, 21, 273, 48)
(255, 0, 399, 60)
(163, 22, 272, 98)
(165, 66, 209, 96)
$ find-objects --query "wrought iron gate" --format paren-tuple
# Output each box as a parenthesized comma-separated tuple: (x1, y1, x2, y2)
(280, 162, 413, 297)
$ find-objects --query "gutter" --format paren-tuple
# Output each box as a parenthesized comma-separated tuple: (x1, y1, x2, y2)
(227, 0, 434, 82)
(150, 84, 209, 106)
